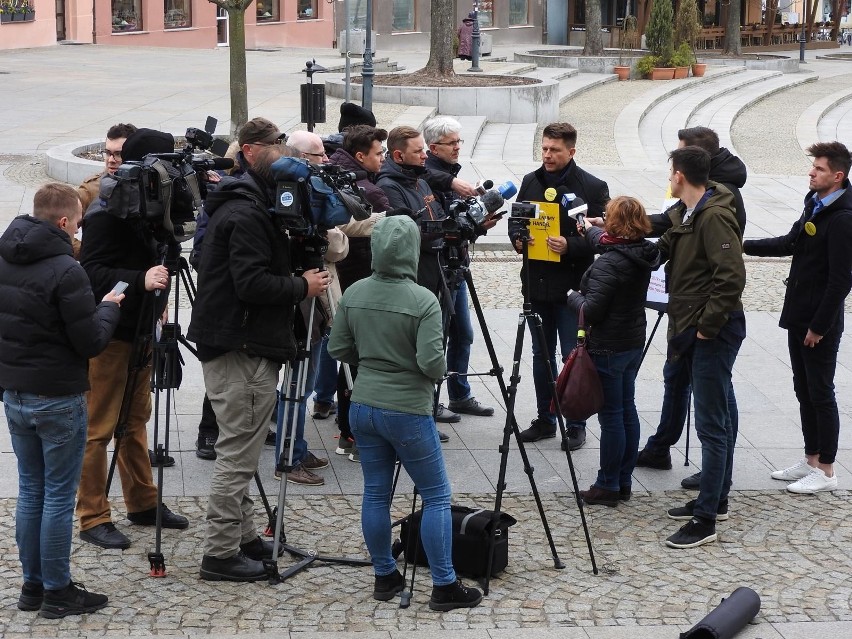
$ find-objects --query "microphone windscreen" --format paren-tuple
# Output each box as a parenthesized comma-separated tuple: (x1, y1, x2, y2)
(481, 190, 505, 214)
(209, 157, 235, 170)
(351, 170, 369, 181)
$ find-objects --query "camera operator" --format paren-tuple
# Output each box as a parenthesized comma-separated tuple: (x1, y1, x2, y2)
(187, 121, 330, 582)
(327, 124, 390, 459)
(509, 122, 610, 451)
(1, 184, 123, 618)
(193, 118, 287, 461)
(78, 123, 138, 214)
(76, 128, 190, 551)
(421, 116, 495, 422)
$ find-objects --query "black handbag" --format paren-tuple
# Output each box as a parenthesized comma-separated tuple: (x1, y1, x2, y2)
(553, 306, 604, 420)
(393, 505, 517, 578)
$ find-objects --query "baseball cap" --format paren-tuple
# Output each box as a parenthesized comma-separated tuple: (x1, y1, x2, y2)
(238, 117, 286, 146)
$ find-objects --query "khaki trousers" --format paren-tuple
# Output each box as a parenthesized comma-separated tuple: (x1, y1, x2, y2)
(76, 340, 158, 530)
(202, 351, 279, 558)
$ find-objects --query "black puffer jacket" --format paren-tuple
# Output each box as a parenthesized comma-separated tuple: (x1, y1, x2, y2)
(186, 172, 308, 364)
(79, 197, 163, 343)
(511, 161, 610, 303)
(0, 216, 120, 395)
(744, 182, 852, 335)
(328, 148, 390, 213)
(567, 227, 659, 353)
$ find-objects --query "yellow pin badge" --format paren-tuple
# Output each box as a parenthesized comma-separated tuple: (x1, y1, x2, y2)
(544, 187, 557, 202)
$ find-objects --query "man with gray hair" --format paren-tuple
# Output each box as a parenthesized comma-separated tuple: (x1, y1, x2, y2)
(421, 116, 495, 421)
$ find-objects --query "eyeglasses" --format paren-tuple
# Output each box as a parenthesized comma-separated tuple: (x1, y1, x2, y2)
(303, 151, 327, 160)
(102, 150, 122, 160)
(433, 139, 464, 147)
(253, 137, 285, 147)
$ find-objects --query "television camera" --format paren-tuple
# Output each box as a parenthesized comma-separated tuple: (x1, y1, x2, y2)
(421, 180, 516, 244)
(100, 117, 232, 243)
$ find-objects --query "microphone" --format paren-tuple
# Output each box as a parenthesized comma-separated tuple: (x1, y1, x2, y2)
(560, 191, 588, 228)
(475, 179, 494, 195)
(350, 170, 369, 181)
(479, 180, 518, 214)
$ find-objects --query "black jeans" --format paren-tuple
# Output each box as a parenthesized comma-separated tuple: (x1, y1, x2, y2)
(787, 326, 842, 464)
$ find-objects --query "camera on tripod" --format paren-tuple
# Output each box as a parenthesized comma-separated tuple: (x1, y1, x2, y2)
(429, 179, 516, 243)
(270, 156, 372, 234)
(101, 117, 231, 243)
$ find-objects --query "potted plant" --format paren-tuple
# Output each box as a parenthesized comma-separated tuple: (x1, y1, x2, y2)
(636, 54, 662, 78)
(645, 0, 675, 78)
(670, 43, 691, 78)
(0, 0, 12, 23)
(614, 15, 638, 80)
(674, 0, 704, 77)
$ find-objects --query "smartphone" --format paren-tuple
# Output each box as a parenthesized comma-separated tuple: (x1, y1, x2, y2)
(111, 281, 129, 296)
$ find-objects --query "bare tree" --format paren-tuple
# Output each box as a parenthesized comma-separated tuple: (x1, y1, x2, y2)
(208, 0, 253, 136)
(722, 0, 742, 56)
(419, 0, 455, 79)
(583, 0, 604, 55)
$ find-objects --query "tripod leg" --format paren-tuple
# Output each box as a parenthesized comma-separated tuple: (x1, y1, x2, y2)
(399, 487, 419, 609)
(527, 312, 598, 576)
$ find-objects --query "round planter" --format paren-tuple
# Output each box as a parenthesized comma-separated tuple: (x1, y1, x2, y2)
(673, 66, 689, 79)
(614, 65, 630, 81)
(651, 67, 676, 80)
(691, 63, 707, 77)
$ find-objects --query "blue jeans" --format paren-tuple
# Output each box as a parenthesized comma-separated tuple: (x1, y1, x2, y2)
(591, 349, 643, 492)
(4, 391, 87, 590)
(446, 280, 474, 403)
(788, 326, 842, 464)
(690, 335, 742, 521)
(275, 343, 320, 467)
(350, 402, 455, 586)
(313, 335, 338, 405)
(529, 301, 585, 428)
(645, 356, 740, 454)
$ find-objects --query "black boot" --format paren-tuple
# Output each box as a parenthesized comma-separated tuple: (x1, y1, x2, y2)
(518, 418, 556, 443)
(199, 551, 267, 582)
(18, 582, 43, 611)
(40, 581, 108, 619)
(373, 568, 405, 601)
(429, 579, 483, 611)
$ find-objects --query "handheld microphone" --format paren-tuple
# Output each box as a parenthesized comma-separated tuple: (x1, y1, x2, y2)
(479, 180, 519, 214)
(560, 192, 588, 227)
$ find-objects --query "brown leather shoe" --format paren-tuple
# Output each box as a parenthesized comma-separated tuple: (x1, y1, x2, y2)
(284, 464, 324, 486)
(579, 485, 620, 507)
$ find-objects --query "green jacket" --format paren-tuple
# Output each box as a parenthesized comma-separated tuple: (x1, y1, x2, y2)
(328, 215, 445, 415)
(658, 181, 745, 340)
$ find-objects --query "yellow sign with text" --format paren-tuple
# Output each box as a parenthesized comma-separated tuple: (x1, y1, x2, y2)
(528, 201, 561, 262)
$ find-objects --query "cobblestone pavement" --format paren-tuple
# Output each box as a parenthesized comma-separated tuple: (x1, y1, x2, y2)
(3, 489, 852, 636)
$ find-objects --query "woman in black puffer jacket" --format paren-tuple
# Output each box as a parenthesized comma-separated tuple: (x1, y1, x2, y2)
(566, 196, 660, 507)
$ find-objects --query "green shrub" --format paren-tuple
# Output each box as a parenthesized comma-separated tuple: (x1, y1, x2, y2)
(646, 0, 674, 60)
(671, 42, 693, 67)
(636, 54, 661, 77)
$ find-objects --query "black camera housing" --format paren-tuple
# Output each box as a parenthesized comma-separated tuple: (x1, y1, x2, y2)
(510, 202, 538, 219)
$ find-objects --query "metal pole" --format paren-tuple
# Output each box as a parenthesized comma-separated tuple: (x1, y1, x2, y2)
(468, 0, 483, 72)
(799, 0, 807, 61)
(362, 0, 374, 110)
(344, 0, 351, 101)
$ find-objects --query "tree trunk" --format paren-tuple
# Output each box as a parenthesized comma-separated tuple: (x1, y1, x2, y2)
(421, 0, 455, 79)
(583, 0, 604, 55)
(830, 0, 843, 39)
(722, 0, 741, 55)
(209, 0, 253, 138)
(227, 8, 248, 136)
(807, 0, 819, 42)
(765, 0, 778, 44)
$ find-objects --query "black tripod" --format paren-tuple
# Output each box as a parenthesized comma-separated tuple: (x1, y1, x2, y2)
(263, 294, 371, 584)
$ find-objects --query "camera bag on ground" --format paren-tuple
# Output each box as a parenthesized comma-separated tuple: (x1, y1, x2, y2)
(392, 506, 517, 578)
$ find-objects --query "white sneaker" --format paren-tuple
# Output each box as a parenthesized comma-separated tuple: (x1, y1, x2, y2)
(787, 467, 838, 494)
(770, 459, 813, 481)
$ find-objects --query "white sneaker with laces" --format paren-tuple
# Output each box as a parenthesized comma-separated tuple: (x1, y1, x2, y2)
(787, 467, 838, 494)
(770, 459, 813, 481)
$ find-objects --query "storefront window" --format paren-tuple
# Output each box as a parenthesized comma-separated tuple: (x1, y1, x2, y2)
(298, 0, 316, 19)
(112, 0, 141, 32)
(392, 0, 415, 31)
(164, 0, 191, 28)
(476, 1, 493, 28)
(256, 0, 279, 22)
(509, 0, 528, 25)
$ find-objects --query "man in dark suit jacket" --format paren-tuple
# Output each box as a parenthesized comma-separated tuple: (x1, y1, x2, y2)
(508, 122, 610, 450)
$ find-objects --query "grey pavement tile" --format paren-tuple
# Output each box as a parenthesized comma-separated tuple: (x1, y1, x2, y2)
(771, 621, 852, 638)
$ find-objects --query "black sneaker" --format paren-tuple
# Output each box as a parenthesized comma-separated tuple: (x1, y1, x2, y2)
(200, 551, 267, 582)
(79, 522, 131, 550)
(127, 505, 189, 529)
(667, 498, 729, 521)
(560, 426, 587, 451)
(681, 471, 702, 489)
(619, 486, 632, 501)
(39, 581, 108, 619)
(448, 397, 495, 417)
(265, 429, 277, 446)
(665, 518, 717, 549)
(636, 447, 673, 470)
(373, 568, 405, 601)
(196, 434, 217, 460)
(435, 404, 461, 424)
(312, 401, 337, 419)
(18, 582, 43, 611)
(239, 535, 285, 561)
(429, 579, 483, 611)
(149, 449, 175, 468)
(518, 418, 556, 443)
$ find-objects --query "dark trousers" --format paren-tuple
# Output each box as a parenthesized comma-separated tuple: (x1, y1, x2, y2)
(788, 326, 842, 464)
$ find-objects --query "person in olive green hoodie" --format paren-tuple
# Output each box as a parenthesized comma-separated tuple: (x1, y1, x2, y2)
(328, 215, 482, 611)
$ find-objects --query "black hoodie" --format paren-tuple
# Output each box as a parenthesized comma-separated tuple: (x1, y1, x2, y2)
(0, 215, 120, 394)
(187, 172, 308, 364)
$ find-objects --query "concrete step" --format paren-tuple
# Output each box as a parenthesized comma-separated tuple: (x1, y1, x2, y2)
(455, 116, 488, 160)
(797, 88, 852, 152)
(470, 122, 538, 164)
(687, 71, 819, 157)
(387, 105, 437, 131)
(638, 68, 779, 165)
(525, 66, 579, 82)
(558, 72, 618, 104)
(313, 57, 400, 74)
